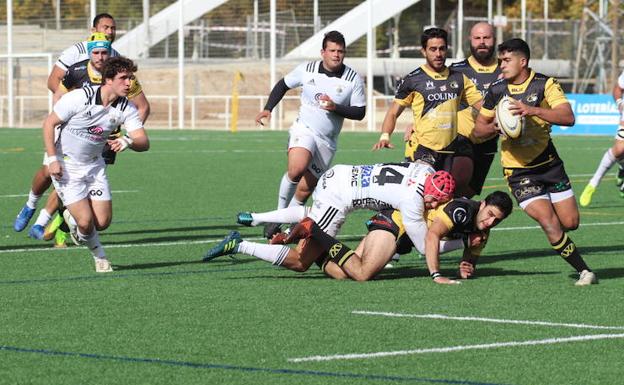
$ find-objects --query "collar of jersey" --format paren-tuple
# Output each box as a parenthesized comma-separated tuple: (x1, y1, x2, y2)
(507, 69, 535, 94)
(87, 61, 102, 84)
(420, 65, 449, 80)
(467, 56, 498, 73)
(319, 62, 346, 78)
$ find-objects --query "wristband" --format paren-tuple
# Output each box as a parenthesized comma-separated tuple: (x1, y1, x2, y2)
(117, 134, 134, 151)
(430, 272, 442, 280)
(44, 155, 58, 166)
(379, 132, 390, 142)
(122, 134, 134, 146)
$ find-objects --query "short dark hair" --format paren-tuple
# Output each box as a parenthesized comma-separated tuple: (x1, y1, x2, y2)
(484, 191, 513, 218)
(322, 31, 346, 50)
(102, 57, 137, 81)
(421, 27, 448, 49)
(93, 13, 115, 28)
(498, 38, 530, 61)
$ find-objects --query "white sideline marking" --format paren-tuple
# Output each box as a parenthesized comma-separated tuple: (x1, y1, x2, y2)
(2, 219, 624, 255)
(351, 311, 624, 331)
(0, 190, 139, 199)
(287, 333, 624, 362)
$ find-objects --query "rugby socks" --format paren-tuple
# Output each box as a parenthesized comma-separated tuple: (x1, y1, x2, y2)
(551, 233, 590, 273)
(307, 221, 355, 267)
(34, 209, 52, 227)
(277, 173, 298, 209)
(77, 228, 106, 259)
(251, 206, 308, 226)
(26, 190, 41, 209)
(589, 148, 616, 187)
(237, 241, 290, 266)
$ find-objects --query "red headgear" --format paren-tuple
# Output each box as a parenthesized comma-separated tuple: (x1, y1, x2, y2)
(424, 170, 455, 201)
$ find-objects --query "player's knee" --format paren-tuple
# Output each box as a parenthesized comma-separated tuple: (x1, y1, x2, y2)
(94, 216, 112, 231)
(289, 260, 310, 272)
(561, 216, 579, 231)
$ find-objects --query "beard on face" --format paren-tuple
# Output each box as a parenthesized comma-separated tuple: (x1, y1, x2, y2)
(470, 44, 495, 63)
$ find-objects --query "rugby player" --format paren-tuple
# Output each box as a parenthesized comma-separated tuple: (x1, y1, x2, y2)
(205, 163, 462, 284)
(372, 28, 482, 182)
(15, 32, 150, 241)
(43, 57, 149, 273)
(474, 38, 597, 286)
(319, 190, 512, 282)
(449, 22, 502, 197)
(579, 68, 624, 205)
(254, 31, 366, 238)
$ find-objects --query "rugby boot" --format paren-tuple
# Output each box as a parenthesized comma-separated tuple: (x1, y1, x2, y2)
(203, 231, 242, 262)
(14, 205, 36, 232)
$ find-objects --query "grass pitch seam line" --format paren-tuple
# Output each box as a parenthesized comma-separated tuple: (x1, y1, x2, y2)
(351, 311, 624, 330)
(287, 333, 624, 363)
(2, 219, 624, 255)
(0, 345, 509, 385)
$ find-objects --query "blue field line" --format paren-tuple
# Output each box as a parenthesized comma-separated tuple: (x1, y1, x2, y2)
(0, 344, 510, 385)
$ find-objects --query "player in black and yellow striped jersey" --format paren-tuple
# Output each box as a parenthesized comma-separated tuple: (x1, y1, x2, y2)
(449, 22, 502, 197)
(474, 38, 597, 286)
(321, 191, 512, 283)
(373, 27, 483, 173)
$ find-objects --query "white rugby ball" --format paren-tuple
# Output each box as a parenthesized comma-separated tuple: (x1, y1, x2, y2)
(496, 96, 523, 139)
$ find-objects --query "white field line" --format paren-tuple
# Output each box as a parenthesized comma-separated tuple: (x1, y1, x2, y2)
(287, 333, 624, 362)
(351, 311, 624, 331)
(0, 190, 139, 199)
(2, 219, 624, 255)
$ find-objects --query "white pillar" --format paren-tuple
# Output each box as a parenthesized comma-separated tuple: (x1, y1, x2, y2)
(143, 0, 150, 58)
(543, 0, 549, 59)
(7, 0, 14, 127)
(313, 0, 320, 33)
(178, 0, 185, 129)
(90, 0, 96, 26)
(456, 0, 464, 59)
(270, 0, 276, 130)
(521, 0, 526, 40)
(430, 0, 435, 26)
(253, 0, 258, 58)
(367, 0, 374, 131)
(487, 0, 493, 22)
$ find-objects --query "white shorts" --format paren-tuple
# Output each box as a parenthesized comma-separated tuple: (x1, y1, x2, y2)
(519, 189, 575, 210)
(288, 122, 336, 178)
(51, 157, 111, 206)
(308, 166, 352, 236)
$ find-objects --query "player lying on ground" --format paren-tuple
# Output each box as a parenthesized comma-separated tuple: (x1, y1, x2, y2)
(206, 162, 464, 283)
(304, 191, 512, 282)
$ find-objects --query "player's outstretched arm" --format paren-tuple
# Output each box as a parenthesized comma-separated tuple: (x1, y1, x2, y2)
(42, 112, 64, 180)
(256, 79, 290, 126)
(372, 103, 405, 150)
(425, 219, 460, 285)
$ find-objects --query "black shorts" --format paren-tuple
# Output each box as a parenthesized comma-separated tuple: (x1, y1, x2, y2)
(504, 157, 572, 205)
(366, 210, 414, 255)
(469, 137, 498, 195)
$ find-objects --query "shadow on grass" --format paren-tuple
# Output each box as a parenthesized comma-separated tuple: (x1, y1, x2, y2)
(567, 267, 624, 281)
(112, 257, 259, 271)
(479, 244, 624, 265)
(103, 224, 241, 236)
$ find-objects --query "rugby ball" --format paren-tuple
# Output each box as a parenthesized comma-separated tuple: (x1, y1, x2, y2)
(496, 96, 523, 139)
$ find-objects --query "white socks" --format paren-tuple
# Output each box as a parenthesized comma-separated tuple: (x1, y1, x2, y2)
(589, 148, 616, 187)
(26, 190, 41, 209)
(77, 227, 106, 259)
(34, 209, 52, 227)
(237, 241, 290, 266)
(251, 206, 308, 226)
(277, 173, 298, 209)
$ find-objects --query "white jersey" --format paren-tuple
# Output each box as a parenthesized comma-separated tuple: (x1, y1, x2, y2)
(55, 41, 121, 71)
(54, 85, 142, 163)
(618, 70, 624, 89)
(314, 162, 434, 253)
(284, 61, 365, 145)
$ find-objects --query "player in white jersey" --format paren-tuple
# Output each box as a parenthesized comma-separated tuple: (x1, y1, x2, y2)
(43, 57, 150, 273)
(579, 69, 624, 205)
(254, 31, 366, 238)
(205, 164, 463, 284)
(47, 13, 120, 93)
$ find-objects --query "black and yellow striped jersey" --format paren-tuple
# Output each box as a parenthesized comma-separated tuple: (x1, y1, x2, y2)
(480, 70, 569, 168)
(394, 65, 482, 151)
(450, 56, 502, 144)
(59, 59, 143, 100)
